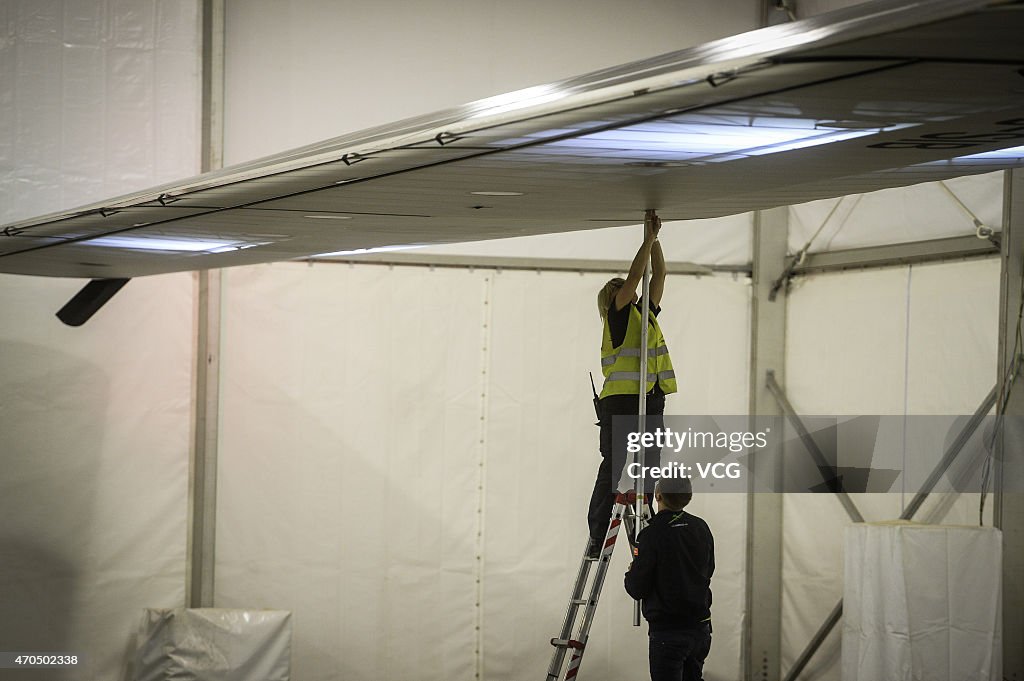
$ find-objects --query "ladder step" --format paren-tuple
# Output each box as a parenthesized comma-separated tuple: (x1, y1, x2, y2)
(570, 599, 587, 605)
(550, 638, 585, 650)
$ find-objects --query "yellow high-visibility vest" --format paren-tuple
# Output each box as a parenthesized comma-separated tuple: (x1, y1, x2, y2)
(600, 304, 677, 398)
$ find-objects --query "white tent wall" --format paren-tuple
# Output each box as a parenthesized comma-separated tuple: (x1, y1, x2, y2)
(0, 2, 199, 680)
(214, 262, 485, 680)
(0, 272, 194, 680)
(215, 3, 758, 680)
(788, 174, 1005, 254)
(0, 0, 201, 226)
(213, 262, 750, 681)
(221, 0, 760, 165)
(780, 257, 1001, 681)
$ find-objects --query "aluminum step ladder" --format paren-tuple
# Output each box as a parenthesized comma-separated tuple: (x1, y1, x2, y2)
(545, 491, 651, 681)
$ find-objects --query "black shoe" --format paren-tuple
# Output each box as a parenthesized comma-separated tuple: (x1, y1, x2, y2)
(586, 537, 602, 560)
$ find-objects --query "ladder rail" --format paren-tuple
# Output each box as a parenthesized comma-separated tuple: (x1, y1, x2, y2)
(546, 493, 639, 681)
(545, 539, 595, 680)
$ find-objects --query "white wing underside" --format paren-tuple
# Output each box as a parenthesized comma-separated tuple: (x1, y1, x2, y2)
(3, 0, 1024, 278)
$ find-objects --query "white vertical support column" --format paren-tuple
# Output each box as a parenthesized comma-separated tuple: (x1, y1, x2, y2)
(186, 0, 224, 609)
(996, 168, 1024, 680)
(744, 206, 788, 681)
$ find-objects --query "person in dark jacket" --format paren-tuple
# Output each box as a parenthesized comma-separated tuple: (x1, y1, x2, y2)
(624, 477, 714, 681)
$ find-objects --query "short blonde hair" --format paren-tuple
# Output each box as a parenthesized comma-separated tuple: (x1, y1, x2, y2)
(597, 278, 626, 320)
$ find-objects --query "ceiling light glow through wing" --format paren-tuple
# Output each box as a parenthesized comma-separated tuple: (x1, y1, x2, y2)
(83, 235, 268, 254)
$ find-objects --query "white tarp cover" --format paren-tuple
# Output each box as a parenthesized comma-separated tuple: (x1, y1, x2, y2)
(133, 608, 292, 681)
(842, 523, 1002, 681)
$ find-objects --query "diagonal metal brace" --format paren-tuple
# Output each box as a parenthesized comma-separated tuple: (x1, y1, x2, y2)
(901, 385, 998, 520)
(765, 370, 865, 523)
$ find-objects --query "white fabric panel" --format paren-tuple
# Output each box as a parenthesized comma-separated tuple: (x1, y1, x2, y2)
(0, 271, 193, 681)
(223, 0, 758, 164)
(904, 258, 1000, 414)
(842, 523, 1002, 681)
(789, 174, 1005, 255)
(216, 263, 749, 681)
(782, 260, 1001, 681)
(786, 267, 912, 416)
(0, 3, 199, 680)
(0, 0, 201, 224)
(216, 263, 485, 681)
(134, 608, 292, 681)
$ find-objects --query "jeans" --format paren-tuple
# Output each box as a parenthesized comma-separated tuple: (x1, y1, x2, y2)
(648, 624, 711, 681)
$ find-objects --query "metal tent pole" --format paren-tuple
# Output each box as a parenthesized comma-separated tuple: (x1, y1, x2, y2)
(186, 0, 224, 610)
(634, 209, 654, 627)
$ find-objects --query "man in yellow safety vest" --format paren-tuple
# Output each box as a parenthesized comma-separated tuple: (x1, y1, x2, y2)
(586, 212, 677, 558)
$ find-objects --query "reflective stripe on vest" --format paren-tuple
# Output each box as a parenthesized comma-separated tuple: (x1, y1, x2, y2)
(605, 370, 677, 383)
(599, 304, 677, 398)
(601, 345, 671, 366)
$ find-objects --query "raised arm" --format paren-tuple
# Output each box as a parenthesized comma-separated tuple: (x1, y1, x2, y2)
(650, 217, 666, 308)
(613, 211, 661, 311)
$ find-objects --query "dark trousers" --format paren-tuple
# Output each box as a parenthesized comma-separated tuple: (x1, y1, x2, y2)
(648, 624, 711, 681)
(586, 393, 665, 541)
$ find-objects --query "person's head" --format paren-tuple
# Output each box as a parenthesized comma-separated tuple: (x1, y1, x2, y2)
(655, 477, 693, 512)
(597, 277, 627, 319)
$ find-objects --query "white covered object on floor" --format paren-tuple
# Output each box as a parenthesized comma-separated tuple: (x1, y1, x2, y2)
(843, 522, 1001, 681)
(133, 608, 291, 681)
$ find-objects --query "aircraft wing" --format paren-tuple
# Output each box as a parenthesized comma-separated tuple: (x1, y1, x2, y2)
(2, 0, 1024, 279)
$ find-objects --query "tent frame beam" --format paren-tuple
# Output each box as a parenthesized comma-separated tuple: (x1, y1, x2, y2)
(793, 233, 999, 275)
